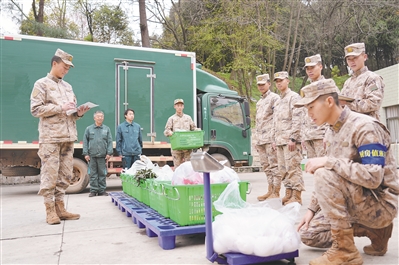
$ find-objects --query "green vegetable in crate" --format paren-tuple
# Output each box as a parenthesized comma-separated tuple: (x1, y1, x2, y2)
(134, 169, 157, 186)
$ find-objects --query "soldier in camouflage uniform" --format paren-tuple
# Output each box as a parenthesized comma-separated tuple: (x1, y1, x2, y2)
(340, 43, 385, 121)
(302, 54, 327, 158)
(30, 49, 90, 225)
(272, 71, 305, 205)
(164, 99, 198, 168)
(295, 79, 398, 265)
(254, 74, 281, 201)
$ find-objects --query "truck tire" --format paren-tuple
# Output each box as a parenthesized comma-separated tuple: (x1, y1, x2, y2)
(66, 158, 89, 194)
(1, 166, 40, 177)
(211, 153, 232, 168)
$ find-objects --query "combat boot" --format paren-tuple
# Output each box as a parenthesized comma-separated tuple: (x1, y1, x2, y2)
(268, 185, 280, 199)
(257, 184, 273, 201)
(55, 201, 80, 220)
(353, 223, 393, 256)
(281, 188, 292, 205)
(44, 202, 61, 225)
(283, 190, 302, 205)
(309, 228, 363, 265)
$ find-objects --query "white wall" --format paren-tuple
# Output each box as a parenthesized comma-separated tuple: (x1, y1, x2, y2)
(375, 64, 399, 165)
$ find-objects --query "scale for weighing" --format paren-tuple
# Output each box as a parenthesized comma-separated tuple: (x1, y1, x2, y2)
(190, 151, 299, 265)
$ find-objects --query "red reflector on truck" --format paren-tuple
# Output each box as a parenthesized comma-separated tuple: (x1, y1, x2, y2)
(1, 36, 22, 41)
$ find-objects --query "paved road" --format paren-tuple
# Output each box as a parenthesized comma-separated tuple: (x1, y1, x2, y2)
(1, 172, 398, 264)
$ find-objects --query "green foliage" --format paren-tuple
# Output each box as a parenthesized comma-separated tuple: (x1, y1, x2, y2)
(331, 66, 340, 78)
(18, 0, 79, 39)
(133, 169, 157, 187)
(92, 5, 134, 45)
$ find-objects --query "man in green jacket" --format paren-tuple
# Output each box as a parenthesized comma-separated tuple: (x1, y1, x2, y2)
(83, 110, 113, 197)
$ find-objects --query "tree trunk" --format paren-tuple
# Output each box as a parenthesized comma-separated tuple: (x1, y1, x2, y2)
(287, 1, 302, 75)
(282, 1, 294, 71)
(139, 0, 150, 47)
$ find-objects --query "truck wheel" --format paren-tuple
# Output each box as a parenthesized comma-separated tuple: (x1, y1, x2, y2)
(211, 153, 232, 167)
(1, 166, 40, 176)
(66, 158, 89, 194)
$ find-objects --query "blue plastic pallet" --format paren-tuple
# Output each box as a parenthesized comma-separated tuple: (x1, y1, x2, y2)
(109, 191, 206, 250)
(220, 250, 298, 265)
(110, 192, 299, 264)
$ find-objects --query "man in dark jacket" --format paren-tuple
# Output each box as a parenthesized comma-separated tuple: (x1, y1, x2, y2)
(116, 108, 143, 169)
(83, 110, 113, 197)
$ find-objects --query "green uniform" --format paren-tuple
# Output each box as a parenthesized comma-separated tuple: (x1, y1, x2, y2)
(83, 124, 113, 194)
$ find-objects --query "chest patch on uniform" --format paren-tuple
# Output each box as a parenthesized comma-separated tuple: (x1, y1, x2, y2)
(32, 88, 41, 98)
(50, 87, 56, 91)
(369, 85, 378, 91)
(358, 143, 387, 166)
(342, 141, 349, 147)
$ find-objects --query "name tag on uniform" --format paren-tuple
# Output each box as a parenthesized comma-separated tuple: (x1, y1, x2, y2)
(358, 143, 387, 166)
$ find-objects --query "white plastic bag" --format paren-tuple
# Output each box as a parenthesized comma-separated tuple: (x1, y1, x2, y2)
(212, 181, 301, 257)
(153, 164, 174, 181)
(123, 155, 154, 175)
(171, 161, 204, 185)
(210, 166, 240, 184)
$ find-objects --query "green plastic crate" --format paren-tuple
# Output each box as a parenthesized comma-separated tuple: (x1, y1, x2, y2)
(170, 130, 204, 150)
(121, 173, 133, 196)
(147, 179, 171, 217)
(131, 179, 150, 205)
(163, 181, 249, 226)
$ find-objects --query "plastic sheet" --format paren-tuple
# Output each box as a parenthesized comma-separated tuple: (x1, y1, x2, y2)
(212, 180, 301, 257)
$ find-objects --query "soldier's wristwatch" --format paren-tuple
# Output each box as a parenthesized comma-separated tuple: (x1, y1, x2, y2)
(290, 138, 296, 143)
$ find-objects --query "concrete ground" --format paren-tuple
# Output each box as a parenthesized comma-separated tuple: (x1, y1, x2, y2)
(1, 172, 398, 265)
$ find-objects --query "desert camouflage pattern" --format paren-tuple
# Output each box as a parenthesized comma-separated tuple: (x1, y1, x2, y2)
(37, 142, 74, 203)
(255, 90, 280, 145)
(256, 143, 281, 186)
(302, 139, 325, 158)
(301, 75, 327, 149)
(164, 113, 197, 167)
(272, 89, 303, 145)
(341, 66, 384, 120)
(276, 144, 304, 191)
(300, 107, 398, 247)
(301, 112, 326, 142)
(171, 149, 192, 168)
(164, 113, 197, 136)
(30, 74, 79, 143)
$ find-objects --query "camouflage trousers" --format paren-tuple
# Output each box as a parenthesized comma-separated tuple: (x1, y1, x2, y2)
(276, 144, 305, 191)
(171, 149, 192, 168)
(256, 143, 281, 186)
(300, 168, 396, 248)
(37, 142, 74, 204)
(302, 139, 325, 158)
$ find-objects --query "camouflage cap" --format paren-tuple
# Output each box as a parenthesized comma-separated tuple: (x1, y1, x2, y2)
(55, 48, 74, 67)
(294, 79, 340, 107)
(256, 74, 270, 85)
(344, 43, 365, 58)
(174, 98, 184, 105)
(304, 54, 322, 68)
(273, 71, 289, 80)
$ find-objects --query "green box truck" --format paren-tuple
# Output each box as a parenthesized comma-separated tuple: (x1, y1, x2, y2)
(0, 35, 252, 193)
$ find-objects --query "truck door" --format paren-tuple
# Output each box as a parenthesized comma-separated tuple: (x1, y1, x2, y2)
(116, 61, 155, 142)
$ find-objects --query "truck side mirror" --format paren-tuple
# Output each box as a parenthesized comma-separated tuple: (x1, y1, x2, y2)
(244, 101, 250, 116)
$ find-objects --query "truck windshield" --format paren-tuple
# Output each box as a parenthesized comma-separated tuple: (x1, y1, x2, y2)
(210, 97, 244, 128)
